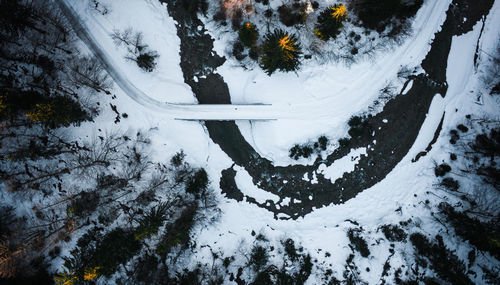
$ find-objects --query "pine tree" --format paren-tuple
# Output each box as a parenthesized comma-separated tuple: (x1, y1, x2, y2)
(314, 4, 347, 41)
(238, 22, 259, 47)
(260, 29, 302, 75)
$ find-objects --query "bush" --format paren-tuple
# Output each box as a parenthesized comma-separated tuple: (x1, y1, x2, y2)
(277, 4, 307, 27)
(348, 115, 371, 139)
(186, 169, 209, 195)
(410, 233, 471, 284)
(238, 22, 259, 47)
(233, 41, 246, 61)
(69, 191, 100, 218)
(472, 129, 500, 157)
(434, 163, 451, 177)
(136, 51, 159, 72)
(449, 129, 460, 144)
(157, 205, 197, 255)
(283, 238, 299, 261)
(170, 150, 186, 167)
(260, 29, 302, 75)
(249, 245, 269, 271)
(134, 203, 169, 240)
(440, 177, 459, 191)
(440, 203, 500, 260)
(381, 224, 407, 242)
(318, 136, 328, 150)
(315, 4, 347, 41)
(457, 124, 469, 133)
(339, 138, 351, 148)
(66, 227, 141, 279)
(347, 229, 370, 257)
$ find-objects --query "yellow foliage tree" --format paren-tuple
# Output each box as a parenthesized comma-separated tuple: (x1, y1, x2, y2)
(25, 103, 53, 123)
(54, 268, 78, 285)
(83, 266, 100, 281)
(278, 35, 297, 60)
(330, 4, 347, 20)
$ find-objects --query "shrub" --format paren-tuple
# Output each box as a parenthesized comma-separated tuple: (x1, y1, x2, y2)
(134, 203, 169, 240)
(440, 177, 459, 191)
(410, 233, 471, 284)
(249, 245, 269, 271)
(380, 224, 407, 242)
(315, 4, 347, 41)
(318, 136, 328, 150)
(434, 163, 451, 177)
(278, 4, 307, 27)
(233, 41, 246, 61)
(170, 150, 186, 167)
(69, 191, 100, 218)
(449, 129, 460, 144)
(260, 29, 302, 75)
(339, 138, 351, 148)
(186, 169, 209, 195)
(347, 115, 371, 139)
(302, 146, 313, 158)
(440, 203, 500, 260)
(238, 22, 259, 47)
(347, 229, 370, 257)
(157, 205, 197, 255)
(283, 238, 299, 261)
(456, 124, 469, 133)
(136, 51, 159, 72)
(66, 227, 141, 278)
(472, 129, 500, 157)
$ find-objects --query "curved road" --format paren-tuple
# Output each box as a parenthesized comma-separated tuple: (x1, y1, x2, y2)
(55, 0, 276, 121)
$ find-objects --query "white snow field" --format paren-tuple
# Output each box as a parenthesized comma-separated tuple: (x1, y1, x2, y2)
(57, 0, 500, 283)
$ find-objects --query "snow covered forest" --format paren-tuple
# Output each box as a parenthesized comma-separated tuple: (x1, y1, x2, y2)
(0, 0, 499, 284)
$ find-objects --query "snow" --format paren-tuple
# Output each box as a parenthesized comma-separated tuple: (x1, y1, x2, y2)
(214, 0, 452, 165)
(402, 79, 414, 94)
(191, 1, 500, 283)
(43, 0, 500, 282)
(317, 148, 367, 183)
(234, 166, 280, 203)
(67, 0, 194, 104)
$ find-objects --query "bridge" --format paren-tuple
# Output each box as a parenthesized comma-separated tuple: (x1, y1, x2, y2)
(55, 0, 277, 121)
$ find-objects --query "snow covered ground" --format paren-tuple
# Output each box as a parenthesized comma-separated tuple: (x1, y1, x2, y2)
(191, 1, 500, 283)
(56, 0, 500, 283)
(207, 0, 452, 165)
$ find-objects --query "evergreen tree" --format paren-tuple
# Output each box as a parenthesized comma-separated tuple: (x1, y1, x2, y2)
(238, 22, 259, 47)
(25, 96, 88, 128)
(315, 4, 347, 41)
(260, 29, 302, 75)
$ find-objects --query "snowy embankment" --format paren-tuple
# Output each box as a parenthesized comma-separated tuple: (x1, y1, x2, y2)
(192, 1, 500, 283)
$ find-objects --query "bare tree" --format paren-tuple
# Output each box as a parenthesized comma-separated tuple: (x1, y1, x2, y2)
(67, 56, 112, 94)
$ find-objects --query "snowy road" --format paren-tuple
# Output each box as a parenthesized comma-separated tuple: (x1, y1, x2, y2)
(55, 0, 277, 120)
